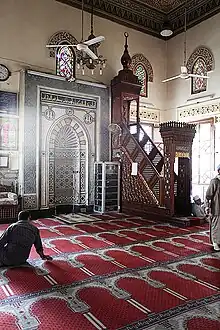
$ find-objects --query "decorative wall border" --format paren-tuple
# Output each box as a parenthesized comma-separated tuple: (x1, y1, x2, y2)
(57, 0, 220, 38)
(178, 102, 220, 120)
(130, 106, 160, 123)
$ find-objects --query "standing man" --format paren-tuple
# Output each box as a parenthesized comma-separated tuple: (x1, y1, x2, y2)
(0, 210, 52, 267)
(206, 165, 220, 251)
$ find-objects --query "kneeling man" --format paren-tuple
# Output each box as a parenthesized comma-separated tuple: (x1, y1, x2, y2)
(0, 211, 52, 267)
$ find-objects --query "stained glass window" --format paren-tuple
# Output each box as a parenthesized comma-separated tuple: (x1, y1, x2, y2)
(134, 64, 147, 97)
(56, 45, 75, 80)
(0, 117, 17, 150)
(191, 58, 207, 94)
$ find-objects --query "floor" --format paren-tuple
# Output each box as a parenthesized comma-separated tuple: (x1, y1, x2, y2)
(0, 213, 220, 329)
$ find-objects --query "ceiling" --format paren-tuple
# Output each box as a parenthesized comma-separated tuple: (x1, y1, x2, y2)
(57, 0, 220, 38)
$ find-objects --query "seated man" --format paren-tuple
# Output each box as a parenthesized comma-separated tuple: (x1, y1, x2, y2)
(0, 210, 52, 267)
(191, 195, 206, 218)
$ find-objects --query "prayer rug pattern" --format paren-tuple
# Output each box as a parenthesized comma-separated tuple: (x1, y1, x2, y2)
(0, 215, 220, 329)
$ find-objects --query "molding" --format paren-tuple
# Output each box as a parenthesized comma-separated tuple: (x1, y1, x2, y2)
(130, 106, 160, 123)
(178, 100, 220, 120)
(57, 0, 220, 39)
(27, 70, 108, 89)
(186, 93, 215, 104)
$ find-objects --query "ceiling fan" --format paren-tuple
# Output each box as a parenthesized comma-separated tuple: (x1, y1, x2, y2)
(46, 0, 105, 60)
(162, 0, 209, 83)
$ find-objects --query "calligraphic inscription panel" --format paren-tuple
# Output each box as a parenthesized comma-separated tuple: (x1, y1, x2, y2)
(40, 91, 97, 110)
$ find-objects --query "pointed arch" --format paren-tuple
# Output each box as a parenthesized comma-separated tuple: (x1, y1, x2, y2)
(191, 57, 207, 94)
(56, 45, 75, 80)
(47, 31, 78, 58)
(187, 46, 214, 95)
(131, 54, 153, 98)
(47, 116, 88, 207)
(187, 46, 214, 73)
(47, 31, 78, 80)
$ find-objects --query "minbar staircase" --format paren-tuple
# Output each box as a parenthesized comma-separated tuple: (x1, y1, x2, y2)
(110, 33, 195, 224)
(120, 122, 170, 218)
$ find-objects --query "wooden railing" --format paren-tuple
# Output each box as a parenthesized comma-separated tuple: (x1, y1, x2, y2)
(121, 123, 164, 206)
(129, 123, 164, 174)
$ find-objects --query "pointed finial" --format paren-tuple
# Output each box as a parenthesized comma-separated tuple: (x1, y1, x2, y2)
(121, 32, 131, 70)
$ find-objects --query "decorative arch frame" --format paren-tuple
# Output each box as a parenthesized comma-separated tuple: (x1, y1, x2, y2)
(186, 46, 215, 73)
(131, 53, 154, 83)
(47, 31, 79, 58)
(187, 46, 214, 95)
(131, 53, 153, 98)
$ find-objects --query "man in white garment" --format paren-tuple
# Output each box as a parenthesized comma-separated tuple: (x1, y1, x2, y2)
(206, 164, 220, 251)
(191, 195, 206, 218)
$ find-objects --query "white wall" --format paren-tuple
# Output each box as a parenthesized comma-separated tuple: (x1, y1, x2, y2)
(164, 13, 220, 121)
(2, 1, 220, 124)
(0, 0, 167, 110)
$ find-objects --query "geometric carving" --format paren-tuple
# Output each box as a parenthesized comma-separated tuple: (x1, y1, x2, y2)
(23, 71, 109, 210)
(84, 112, 95, 125)
(48, 117, 88, 207)
(130, 107, 159, 123)
(23, 194, 37, 209)
(43, 106, 55, 121)
(122, 151, 158, 206)
(179, 103, 220, 120)
(54, 126, 79, 149)
(57, 0, 220, 39)
(131, 54, 153, 82)
(160, 122, 196, 216)
(66, 109, 75, 116)
(186, 46, 215, 73)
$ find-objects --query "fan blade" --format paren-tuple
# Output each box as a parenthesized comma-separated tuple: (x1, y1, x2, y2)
(46, 44, 77, 48)
(84, 47, 98, 60)
(46, 44, 61, 48)
(162, 75, 181, 83)
(84, 36, 105, 46)
(189, 74, 209, 79)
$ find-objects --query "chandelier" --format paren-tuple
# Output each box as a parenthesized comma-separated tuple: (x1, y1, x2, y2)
(76, 0, 106, 76)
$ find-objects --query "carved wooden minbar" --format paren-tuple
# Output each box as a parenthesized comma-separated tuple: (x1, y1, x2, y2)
(111, 34, 196, 220)
(111, 33, 166, 217)
(160, 121, 196, 217)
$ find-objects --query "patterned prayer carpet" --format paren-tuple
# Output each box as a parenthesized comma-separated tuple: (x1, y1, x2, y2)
(54, 213, 98, 224)
(0, 213, 220, 329)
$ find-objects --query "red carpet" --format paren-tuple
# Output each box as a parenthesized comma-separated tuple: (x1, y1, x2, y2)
(0, 214, 220, 329)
